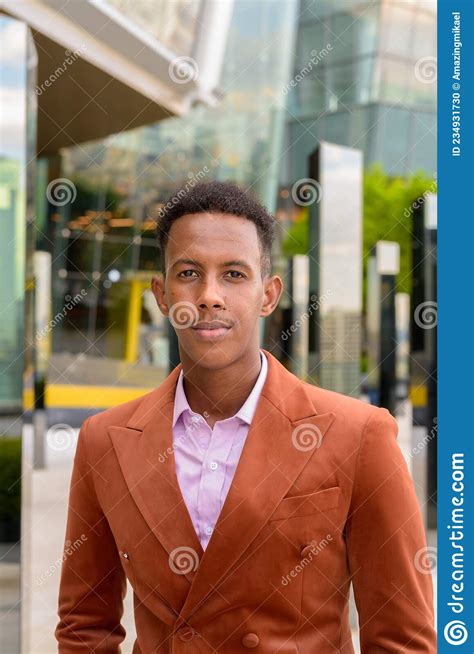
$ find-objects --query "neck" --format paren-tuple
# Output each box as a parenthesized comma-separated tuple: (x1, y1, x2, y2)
(180, 348, 262, 424)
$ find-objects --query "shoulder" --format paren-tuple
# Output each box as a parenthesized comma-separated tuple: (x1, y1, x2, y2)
(90, 393, 148, 426)
(299, 381, 399, 464)
(301, 381, 396, 431)
(79, 387, 160, 443)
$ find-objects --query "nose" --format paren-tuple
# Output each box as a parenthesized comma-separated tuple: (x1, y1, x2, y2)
(196, 277, 226, 311)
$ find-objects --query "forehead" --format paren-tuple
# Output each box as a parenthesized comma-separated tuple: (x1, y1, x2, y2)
(167, 212, 261, 256)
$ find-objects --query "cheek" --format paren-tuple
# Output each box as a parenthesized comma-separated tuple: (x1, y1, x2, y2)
(167, 286, 183, 299)
(238, 294, 265, 320)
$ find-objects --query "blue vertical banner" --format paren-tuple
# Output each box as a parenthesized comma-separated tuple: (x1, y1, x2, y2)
(438, 1, 473, 652)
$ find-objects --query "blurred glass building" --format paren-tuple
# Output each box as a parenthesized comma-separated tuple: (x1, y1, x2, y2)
(285, 0, 437, 180)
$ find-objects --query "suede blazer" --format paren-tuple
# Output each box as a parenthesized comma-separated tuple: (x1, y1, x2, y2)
(55, 348, 437, 653)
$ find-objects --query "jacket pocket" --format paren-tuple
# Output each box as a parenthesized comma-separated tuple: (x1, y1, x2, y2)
(268, 486, 341, 522)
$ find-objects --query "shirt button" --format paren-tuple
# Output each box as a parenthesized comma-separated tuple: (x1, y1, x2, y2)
(209, 461, 218, 470)
(205, 526, 213, 535)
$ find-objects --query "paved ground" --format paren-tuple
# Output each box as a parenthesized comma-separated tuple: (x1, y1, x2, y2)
(0, 543, 20, 654)
(14, 421, 437, 653)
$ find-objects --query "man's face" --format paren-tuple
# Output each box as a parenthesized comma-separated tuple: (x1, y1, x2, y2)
(152, 212, 282, 370)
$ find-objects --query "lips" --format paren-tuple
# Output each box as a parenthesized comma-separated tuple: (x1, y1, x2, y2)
(191, 320, 233, 342)
(193, 321, 232, 330)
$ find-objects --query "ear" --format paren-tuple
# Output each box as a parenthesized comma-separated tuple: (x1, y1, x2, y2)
(151, 275, 169, 317)
(260, 275, 283, 318)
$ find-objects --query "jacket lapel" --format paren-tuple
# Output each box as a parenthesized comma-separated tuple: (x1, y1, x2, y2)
(108, 364, 204, 591)
(108, 349, 336, 625)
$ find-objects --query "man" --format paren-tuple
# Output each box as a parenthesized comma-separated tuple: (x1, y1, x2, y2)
(55, 181, 436, 653)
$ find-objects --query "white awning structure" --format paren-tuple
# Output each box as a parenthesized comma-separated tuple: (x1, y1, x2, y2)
(0, 0, 233, 153)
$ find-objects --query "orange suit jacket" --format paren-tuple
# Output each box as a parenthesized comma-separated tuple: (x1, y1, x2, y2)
(55, 349, 437, 653)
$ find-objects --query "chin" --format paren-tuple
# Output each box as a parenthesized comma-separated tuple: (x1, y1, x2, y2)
(178, 338, 236, 370)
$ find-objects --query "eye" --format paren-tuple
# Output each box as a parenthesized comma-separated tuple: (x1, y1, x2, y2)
(178, 270, 198, 278)
(225, 271, 245, 279)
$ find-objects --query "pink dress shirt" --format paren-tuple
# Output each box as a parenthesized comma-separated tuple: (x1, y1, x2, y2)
(172, 349, 268, 550)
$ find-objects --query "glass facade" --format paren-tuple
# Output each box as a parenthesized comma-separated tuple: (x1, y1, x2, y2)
(0, 17, 37, 654)
(45, 1, 298, 362)
(285, 0, 436, 178)
(0, 17, 37, 411)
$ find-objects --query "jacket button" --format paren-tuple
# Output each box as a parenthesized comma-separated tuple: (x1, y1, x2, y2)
(177, 625, 195, 641)
(241, 632, 259, 648)
(300, 543, 315, 558)
(121, 551, 129, 560)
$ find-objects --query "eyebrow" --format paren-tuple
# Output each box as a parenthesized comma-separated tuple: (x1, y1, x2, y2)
(171, 258, 253, 271)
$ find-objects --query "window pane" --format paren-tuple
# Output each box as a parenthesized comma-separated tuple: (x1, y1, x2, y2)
(326, 57, 374, 108)
(100, 237, 134, 274)
(348, 106, 373, 152)
(318, 111, 351, 145)
(56, 233, 96, 275)
(412, 9, 436, 60)
(380, 4, 415, 58)
(302, 0, 360, 20)
(288, 119, 321, 182)
(138, 239, 159, 273)
(51, 275, 94, 353)
(293, 74, 328, 115)
(409, 112, 437, 173)
(379, 59, 413, 103)
(412, 71, 437, 109)
(378, 107, 411, 173)
(296, 23, 327, 72)
(329, 5, 379, 63)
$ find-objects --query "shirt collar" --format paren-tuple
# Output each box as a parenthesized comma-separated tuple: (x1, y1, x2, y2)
(172, 349, 268, 428)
